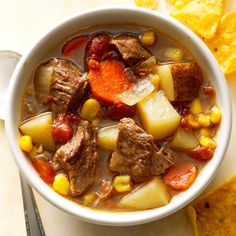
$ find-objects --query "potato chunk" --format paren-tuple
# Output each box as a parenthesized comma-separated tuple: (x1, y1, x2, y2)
(158, 62, 203, 102)
(170, 128, 198, 150)
(158, 65, 175, 101)
(118, 177, 170, 210)
(137, 91, 181, 139)
(97, 126, 118, 150)
(19, 112, 55, 150)
(34, 64, 53, 104)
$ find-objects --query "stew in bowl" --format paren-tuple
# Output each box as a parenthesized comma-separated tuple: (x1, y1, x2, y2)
(5, 7, 231, 225)
(19, 24, 221, 211)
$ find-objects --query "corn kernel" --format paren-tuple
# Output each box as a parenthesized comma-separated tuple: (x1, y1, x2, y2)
(114, 175, 132, 193)
(149, 74, 160, 90)
(190, 98, 202, 115)
(19, 135, 33, 153)
(187, 114, 200, 128)
(80, 98, 101, 121)
(197, 114, 211, 127)
(199, 136, 217, 149)
(200, 128, 211, 137)
(140, 30, 156, 46)
(52, 174, 70, 195)
(83, 193, 97, 206)
(210, 106, 222, 124)
(163, 48, 184, 62)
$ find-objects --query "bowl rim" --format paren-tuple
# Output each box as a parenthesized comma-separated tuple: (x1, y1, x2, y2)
(5, 6, 232, 226)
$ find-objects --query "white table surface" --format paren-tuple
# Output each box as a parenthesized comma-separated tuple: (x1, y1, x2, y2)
(0, 1, 235, 235)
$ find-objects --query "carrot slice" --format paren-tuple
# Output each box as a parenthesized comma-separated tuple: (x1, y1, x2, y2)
(163, 162, 198, 190)
(88, 59, 132, 105)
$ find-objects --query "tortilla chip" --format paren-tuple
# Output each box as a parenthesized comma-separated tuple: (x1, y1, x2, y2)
(187, 206, 200, 236)
(190, 174, 236, 235)
(170, 0, 224, 39)
(135, 0, 158, 10)
(204, 10, 236, 75)
(168, 0, 176, 5)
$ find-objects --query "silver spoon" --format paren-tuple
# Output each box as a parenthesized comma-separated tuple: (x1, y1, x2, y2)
(0, 50, 45, 236)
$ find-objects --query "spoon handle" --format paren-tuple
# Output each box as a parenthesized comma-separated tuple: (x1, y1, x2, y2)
(20, 174, 46, 236)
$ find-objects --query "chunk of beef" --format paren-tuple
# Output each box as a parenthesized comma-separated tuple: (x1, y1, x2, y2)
(48, 58, 88, 114)
(109, 118, 175, 182)
(53, 126, 84, 165)
(123, 56, 157, 82)
(150, 147, 175, 176)
(171, 62, 203, 102)
(131, 56, 157, 76)
(110, 118, 153, 182)
(111, 34, 152, 66)
(101, 49, 122, 62)
(69, 131, 99, 196)
(53, 121, 99, 196)
(124, 68, 139, 82)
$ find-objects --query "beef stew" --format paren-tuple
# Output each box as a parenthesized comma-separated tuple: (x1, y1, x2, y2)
(19, 25, 221, 211)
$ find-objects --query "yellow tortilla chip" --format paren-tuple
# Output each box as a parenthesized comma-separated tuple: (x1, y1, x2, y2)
(170, 0, 224, 39)
(187, 206, 199, 236)
(135, 0, 158, 10)
(168, 0, 176, 5)
(189, 174, 236, 235)
(205, 10, 236, 75)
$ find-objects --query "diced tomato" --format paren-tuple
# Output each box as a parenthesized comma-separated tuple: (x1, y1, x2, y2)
(180, 116, 190, 129)
(88, 59, 132, 105)
(51, 113, 73, 144)
(88, 59, 99, 70)
(202, 86, 215, 97)
(188, 146, 214, 161)
(32, 158, 55, 184)
(62, 36, 89, 56)
(67, 112, 81, 125)
(163, 162, 198, 190)
(87, 33, 111, 61)
(172, 102, 189, 117)
(107, 102, 136, 120)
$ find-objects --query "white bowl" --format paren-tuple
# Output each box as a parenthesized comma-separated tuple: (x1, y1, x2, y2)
(5, 7, 232, 226)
